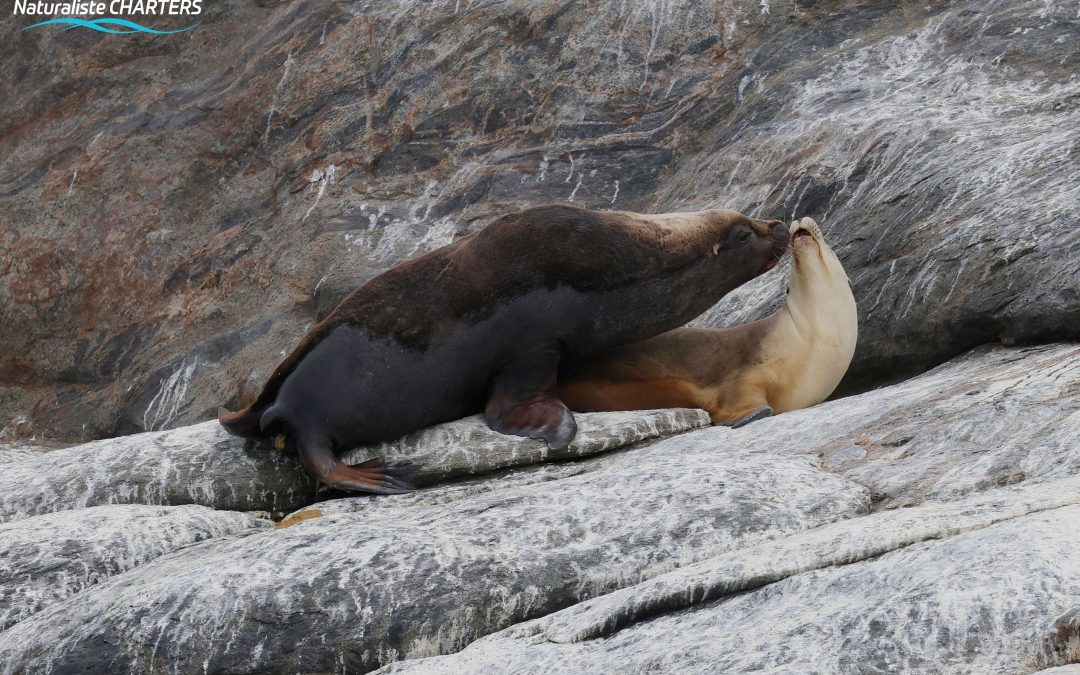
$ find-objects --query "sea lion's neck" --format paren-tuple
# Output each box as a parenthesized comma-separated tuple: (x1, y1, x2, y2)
(762, 238, 857, 412)
(780, 246, 856, 340)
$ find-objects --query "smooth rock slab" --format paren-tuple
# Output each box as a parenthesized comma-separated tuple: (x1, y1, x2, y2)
(0, 409, 705, 523)
(388, 502, 1080, 674)
(673, 343, 1080, 509)
(0, 505, 270, 630)
(0, 444, 867, 674)
(341, 408, 711, 484)
(538, 473, 1080, 645)
(0, 421, 316, 523)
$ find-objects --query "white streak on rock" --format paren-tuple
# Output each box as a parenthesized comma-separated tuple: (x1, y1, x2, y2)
(142, 357, 199, 432)
(262, 51, 295, 145)
(303, 164, 337, 222)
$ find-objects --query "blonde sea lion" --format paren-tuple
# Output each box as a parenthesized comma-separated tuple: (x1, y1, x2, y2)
(220, 204, 789, 493)
(558, 216, 857, 427)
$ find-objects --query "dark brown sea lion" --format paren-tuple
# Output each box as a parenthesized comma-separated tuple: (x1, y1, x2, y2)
(220, 204, 788, 493)
(558, 217, 857, 427)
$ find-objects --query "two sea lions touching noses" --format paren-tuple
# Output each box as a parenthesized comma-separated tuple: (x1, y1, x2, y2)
(220, 207, 852, 495)
(559, 216, 858, 427)
(220, 205, 786, 493)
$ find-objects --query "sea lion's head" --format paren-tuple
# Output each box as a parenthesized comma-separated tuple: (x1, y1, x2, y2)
(787, 216, 850, 298)
(707, 210, 788, 278)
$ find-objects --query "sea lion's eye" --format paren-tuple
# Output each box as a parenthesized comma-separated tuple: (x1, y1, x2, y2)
(737, 229, 752, 242)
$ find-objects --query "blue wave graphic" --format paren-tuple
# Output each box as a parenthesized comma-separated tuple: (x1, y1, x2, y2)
(19, 17, 198, 34)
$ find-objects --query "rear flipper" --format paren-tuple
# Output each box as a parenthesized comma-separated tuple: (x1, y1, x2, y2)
(218, 406, 262, 438)
(485, 342, 577, 450)
(294, 435, 416, 495)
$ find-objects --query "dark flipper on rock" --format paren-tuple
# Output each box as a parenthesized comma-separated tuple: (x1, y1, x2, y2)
(484, 342, 577, 450)
(726, 406, 774, 429)
(295, 436, 416, 495)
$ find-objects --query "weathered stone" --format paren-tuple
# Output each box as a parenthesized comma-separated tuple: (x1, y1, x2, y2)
(537, 474, 1080, 646)
(340, 408, 711, 484)
(0, 441, 868, 673)
(387, 498, 1080, 674)
(1044, 608, 1080, 671)
(2, 343, 1077, 673)
(0, 442, 60, 464)
(0, 409, 705, 523)
(0, 505, 270, 631)
(684, 0, 1080, 393)
(0, 421, 316, 522)
(731, 343, 1080, 509)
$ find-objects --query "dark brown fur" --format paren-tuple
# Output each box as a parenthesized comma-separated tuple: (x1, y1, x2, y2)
(221, 204, 787, 493)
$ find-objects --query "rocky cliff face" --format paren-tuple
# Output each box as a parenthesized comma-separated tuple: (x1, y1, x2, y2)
(2, 0, 1077, 441)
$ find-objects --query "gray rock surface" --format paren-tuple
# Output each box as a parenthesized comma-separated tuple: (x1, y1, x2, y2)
(761, 344, 1079, 508)
(0, 343, 1076, 673)
(2, 0, 1077, 441)
(0, 505, 269, 631)
(532, 474, 1080, 647)
(0, 439, 866, 673)
(0, 409, 704, 522)
(340, 408, 710, 484)
(0, 421, 316, 522)
(683, 0, 1080, 392)
(387, 497, 1080, 674)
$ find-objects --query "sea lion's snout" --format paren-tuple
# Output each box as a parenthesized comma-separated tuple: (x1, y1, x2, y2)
(750, 219, 788, 274)
(789, 217, 821, 248)
(766, 219, 788, 245)
(768, 218, 789, 256)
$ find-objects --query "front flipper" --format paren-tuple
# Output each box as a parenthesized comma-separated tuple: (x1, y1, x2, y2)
(708, 384, 773, 428)
(293, 435, 416, 495)
(485, 342, 577, 450)
(724, 406, 774, 428)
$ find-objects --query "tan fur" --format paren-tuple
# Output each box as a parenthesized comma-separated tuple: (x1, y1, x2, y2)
(559, 217, 858, 425)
